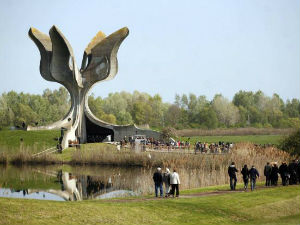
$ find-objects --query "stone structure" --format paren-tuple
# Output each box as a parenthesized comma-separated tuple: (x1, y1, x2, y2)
(27, 26, 160, 149)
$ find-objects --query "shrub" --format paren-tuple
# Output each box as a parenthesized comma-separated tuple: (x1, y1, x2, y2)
(279, 129, 300, 156)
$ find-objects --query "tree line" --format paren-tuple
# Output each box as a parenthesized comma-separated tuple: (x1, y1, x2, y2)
(0, 88, 299, 130)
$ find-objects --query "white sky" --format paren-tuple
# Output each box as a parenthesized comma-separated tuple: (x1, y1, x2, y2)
(0, 0, 299, 103)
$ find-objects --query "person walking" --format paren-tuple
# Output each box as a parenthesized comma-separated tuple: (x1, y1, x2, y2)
(288, 160, 297, 185)
(153, 167, 163, 197)
(163, 168, 171, 197)
(169, 168, 180, 197)
(271, 163, 279, 186)
(241, 164, 249, 190)
(228, 162, 238, 190)
(264, 162, 272, 186)
(249, 165, 259, 191)
(297, 160, 300, 184)
(279, 162, 289, 186)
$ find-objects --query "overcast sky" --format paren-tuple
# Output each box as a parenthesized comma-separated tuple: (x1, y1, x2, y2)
(0, 0, 299, 103)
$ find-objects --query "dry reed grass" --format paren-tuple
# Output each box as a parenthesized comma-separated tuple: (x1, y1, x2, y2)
(9, 150, 62, 165)
(0, 144, 61, 165)
(71, 142, 290, 170)
(69, 142, 291, 192)
(0, 152, 8, 165)
(177, 127, 295, 137)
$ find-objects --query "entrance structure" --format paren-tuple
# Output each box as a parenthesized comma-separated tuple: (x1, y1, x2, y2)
(27, 26, 160, 149)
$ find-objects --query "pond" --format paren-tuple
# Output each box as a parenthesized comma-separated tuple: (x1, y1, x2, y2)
(0, 164, 229, 201)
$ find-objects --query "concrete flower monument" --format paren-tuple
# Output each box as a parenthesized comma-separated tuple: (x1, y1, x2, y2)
(28, 26, 160, 149)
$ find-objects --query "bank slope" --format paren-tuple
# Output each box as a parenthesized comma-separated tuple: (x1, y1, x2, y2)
(0, 185, 299, 225)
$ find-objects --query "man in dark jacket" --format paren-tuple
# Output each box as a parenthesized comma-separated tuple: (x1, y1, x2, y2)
(288, 160, 297, 185)
(228, 162, 238, 190)
(297, 160, 300, 184)
(264, 162, 272, 186)
(271, 163, 279, 186)
(279, 162, 289, 186)
(241, 165, 249, 190)
(153, 167, 163, 197)
(249, 165, 259, 191)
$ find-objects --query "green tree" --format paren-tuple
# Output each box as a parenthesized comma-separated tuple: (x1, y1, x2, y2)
(285, 99, 300, 118)
(212, 95, 240, 127)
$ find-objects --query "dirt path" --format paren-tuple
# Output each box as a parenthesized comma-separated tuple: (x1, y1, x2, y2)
(102, 186, 279, 203)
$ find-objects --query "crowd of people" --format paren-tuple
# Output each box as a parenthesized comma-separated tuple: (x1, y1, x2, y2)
(120, 136, 233, 154)
(195, 141, 233, 153)
(120, 136, 192, 150)
(228, 160, 300, 191)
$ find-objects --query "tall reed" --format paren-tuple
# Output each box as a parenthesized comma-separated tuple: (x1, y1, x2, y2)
(0, 152, 8, 165)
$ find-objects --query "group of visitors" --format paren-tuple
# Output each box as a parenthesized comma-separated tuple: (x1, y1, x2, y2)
(153, 167, 180, 198)
(264, 160, 299, 186)
(152, 160, 300, 197)
(195, 141, 233, 153)
(228, 162, 259, 191)
(228, 160, 300, 192)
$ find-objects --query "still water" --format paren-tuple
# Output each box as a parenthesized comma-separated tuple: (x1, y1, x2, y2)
(0, 165, 228, 201)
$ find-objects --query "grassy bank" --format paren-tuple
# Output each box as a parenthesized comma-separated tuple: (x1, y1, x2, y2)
(0, 129, 60, 154)
(0, 185, 299, 225)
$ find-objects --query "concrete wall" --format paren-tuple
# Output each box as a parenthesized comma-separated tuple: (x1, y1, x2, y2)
(113, 125, 161, 141)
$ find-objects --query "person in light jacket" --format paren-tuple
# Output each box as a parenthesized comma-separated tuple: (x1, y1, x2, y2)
(169, 168, 180, 197)
(163, 168, 171, 197)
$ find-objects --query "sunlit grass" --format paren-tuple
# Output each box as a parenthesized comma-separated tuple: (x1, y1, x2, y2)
(0, 185, 299, 225)
(0, 129, 60, 154)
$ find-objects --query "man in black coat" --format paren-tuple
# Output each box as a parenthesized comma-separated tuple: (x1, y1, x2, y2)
(297, 160, 300, 184)
(288, 160, 297, 185)
(228, 162, 238, 190)
(279, 162, 289, 186)
(153, 167, 163, 197)
(264, 162, 272, 186)
(271, 163, 279, 186)
(241, 165, 249, 190)
(249, 165, 259, 191)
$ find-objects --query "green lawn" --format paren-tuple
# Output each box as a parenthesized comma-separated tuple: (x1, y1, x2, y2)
(0, 130, 60, 154)
(0, 185, 299, 225)
(180, 135, 283, 145)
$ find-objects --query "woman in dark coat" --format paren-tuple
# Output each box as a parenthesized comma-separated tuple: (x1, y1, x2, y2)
(241, 165, 249, 190)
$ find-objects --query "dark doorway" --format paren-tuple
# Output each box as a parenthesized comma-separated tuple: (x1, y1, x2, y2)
(85, 116, 114, 143)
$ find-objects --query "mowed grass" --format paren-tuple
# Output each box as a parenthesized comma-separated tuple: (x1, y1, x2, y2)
(180, 135, 284, 145)
(0, 130, 60, 154)
(0, 185, 299, 225)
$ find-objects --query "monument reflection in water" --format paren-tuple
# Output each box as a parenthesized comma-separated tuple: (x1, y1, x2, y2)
(0, 166, 142, 201)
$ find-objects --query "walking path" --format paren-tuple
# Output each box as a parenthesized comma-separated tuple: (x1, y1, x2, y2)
(102, 185, 278, 203)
